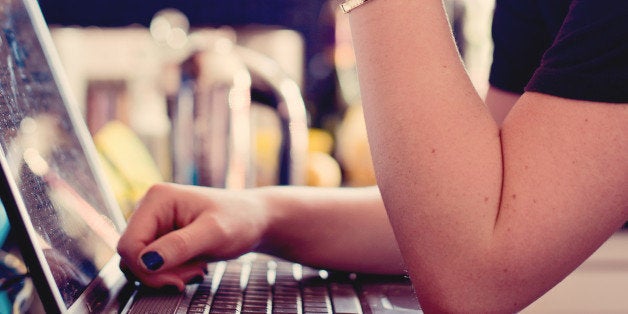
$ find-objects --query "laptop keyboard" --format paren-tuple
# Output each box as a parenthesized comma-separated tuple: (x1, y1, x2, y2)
(128, 254, 420, 314)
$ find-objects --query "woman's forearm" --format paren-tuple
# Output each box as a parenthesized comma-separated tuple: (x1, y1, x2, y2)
(349, 0, 501, 265)
(255, 185, 406, 274)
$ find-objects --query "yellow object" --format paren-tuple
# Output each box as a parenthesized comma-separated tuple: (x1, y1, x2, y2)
(335, 105, 377, 186)
(252, 104, 283, 186)
(93, 121, 163, 218)
(96, 152, 134, 218)
(306, 151, 342, 187)
(305, 128, 342, 187)
(308, 128, 334, 154)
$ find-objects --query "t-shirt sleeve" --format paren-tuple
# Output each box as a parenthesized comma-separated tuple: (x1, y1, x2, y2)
(488, 0, 570, 94)
(525, 0, 628, 103)
(489, 0, 551, 94)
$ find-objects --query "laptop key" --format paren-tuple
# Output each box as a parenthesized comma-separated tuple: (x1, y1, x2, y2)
(360, 283, 421, 313)
(329, 283, 362, 314)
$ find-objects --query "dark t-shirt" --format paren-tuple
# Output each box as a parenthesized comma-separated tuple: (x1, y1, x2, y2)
(489, 0, 628, 103)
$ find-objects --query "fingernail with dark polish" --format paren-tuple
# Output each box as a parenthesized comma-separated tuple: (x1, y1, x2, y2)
(141, 251, 164, 271)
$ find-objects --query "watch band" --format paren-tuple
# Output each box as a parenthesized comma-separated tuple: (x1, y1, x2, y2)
(340, 0, 370, 13)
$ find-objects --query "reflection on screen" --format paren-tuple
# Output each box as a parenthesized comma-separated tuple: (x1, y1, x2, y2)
(0, 0, 122, 308)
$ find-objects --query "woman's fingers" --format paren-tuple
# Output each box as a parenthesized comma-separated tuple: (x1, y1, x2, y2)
(117, 183, 268, 289)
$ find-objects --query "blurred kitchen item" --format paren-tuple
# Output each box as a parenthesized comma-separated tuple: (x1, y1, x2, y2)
(51, 27, 174, 180)
(162, 11, 309, 188)
(306, 128, 341, 187)
(236, 26, 305, 89)
(308, 128, 334, 155)
(40, 0, 336, 129)
(167, 29, 309, 188)
(170, 31, 253, 188)
(93, 121, 164, 218)
(50, 8, 311, 188)
(250, 104, 283, 187)
(335, 104, 376, 187)
(306, 151, 342, 187)
(234, 44, 309, 186)
(85, 79, 130, 135)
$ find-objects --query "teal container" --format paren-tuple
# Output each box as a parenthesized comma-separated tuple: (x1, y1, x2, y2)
(0, 202, 8, 246)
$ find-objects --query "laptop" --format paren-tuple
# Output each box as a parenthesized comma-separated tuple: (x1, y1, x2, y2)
(0, 0, 422, 312)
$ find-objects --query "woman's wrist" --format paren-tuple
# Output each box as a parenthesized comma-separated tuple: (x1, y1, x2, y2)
(248, 186, 289, 256)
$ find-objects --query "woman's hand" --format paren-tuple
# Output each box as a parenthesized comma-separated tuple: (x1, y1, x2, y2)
(116, 183, 269, 290)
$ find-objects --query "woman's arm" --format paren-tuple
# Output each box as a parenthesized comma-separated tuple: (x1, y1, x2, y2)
(117, 184, 405, 290)
(347, 0, 628, 312)
(257, 185, 405, 274)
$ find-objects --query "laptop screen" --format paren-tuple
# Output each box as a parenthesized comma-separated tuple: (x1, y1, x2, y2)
(0, 0, 126, 309)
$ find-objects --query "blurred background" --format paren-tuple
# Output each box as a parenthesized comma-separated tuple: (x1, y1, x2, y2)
(35, 0, 495, 217)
